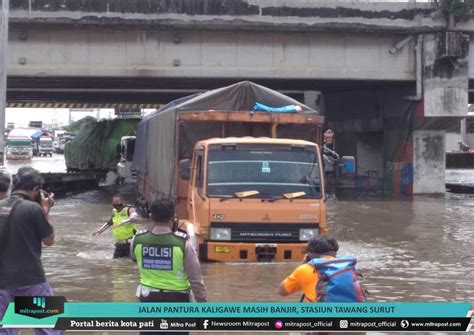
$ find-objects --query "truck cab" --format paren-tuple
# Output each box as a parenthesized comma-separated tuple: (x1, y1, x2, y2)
(39, 137, 54, 156)
(117, 136, 137, 184)
(180, 137, 327, 262)
(6, 138, 33, 160)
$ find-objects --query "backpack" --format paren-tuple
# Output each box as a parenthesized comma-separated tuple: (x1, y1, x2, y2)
(0, 198, 22, 248)
(308, 255, 366, 302)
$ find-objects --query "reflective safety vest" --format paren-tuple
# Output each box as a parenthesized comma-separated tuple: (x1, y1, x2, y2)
(133, 231, 191, 291)
(111, 207, 136, 242)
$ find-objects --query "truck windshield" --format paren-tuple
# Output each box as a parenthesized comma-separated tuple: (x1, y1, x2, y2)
(207, 145, 321, 198)
(7, 140, 31, 147)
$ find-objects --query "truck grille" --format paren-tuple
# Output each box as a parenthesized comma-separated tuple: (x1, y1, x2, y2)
(210, 223, 318, 243)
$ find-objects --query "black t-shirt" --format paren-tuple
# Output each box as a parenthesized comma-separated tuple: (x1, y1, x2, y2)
(0, 193, 53, 288)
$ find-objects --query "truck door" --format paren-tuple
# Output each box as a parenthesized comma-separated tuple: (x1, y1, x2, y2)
(188, 150, 209, 238)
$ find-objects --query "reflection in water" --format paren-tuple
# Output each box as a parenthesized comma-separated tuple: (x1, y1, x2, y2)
(4, 154, 67, 174)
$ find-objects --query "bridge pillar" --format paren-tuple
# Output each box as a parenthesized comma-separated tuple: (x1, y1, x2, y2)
(385, 32, 470, 194)
(411, 32, 470, 193)
(413, 129, 446, 193)
(327, 85, 465, 194)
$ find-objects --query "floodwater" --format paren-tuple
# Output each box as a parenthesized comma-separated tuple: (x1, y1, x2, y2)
(4, 156, 474, 333)
(43, 188, 474, 304)
(3, 153, 67, 175)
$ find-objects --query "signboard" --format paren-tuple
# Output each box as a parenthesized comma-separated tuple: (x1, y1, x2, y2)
(6, 122, 14, 129)
(1, 301, 472, 332)
(29, 121, 43, 129)
(115, 109, 141, 117)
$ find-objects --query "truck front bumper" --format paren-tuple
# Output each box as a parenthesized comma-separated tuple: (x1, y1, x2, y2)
(198, 242, 307, 262)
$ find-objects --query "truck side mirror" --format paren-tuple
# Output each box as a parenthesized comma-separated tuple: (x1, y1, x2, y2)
(179, 159, 191, 180)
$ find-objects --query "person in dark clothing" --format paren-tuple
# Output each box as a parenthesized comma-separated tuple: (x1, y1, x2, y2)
(0, 167, 61, 335)
(131, 198, 207, 335)
(0, 170, 11, 200)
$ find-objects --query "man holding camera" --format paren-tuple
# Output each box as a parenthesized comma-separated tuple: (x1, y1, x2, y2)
(0, 167, 60, 335)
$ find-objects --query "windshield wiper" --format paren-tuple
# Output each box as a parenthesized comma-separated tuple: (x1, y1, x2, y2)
(219, 190, 260, 202)
(268, 191, 307, 202)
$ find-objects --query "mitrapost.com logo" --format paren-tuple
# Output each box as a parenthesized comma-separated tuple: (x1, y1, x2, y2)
(14, 296, 67, 319)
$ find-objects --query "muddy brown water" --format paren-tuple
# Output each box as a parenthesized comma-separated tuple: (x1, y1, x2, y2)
(44, 189, 473, 304)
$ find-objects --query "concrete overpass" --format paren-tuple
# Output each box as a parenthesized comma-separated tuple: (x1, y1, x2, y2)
(4, 0, 474, 194)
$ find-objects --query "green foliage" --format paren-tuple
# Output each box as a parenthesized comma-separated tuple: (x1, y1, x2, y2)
(63, 116, 97, 134)
(435, 0, 474, 22)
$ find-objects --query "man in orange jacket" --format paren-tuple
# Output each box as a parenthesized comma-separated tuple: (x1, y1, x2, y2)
(279, 236, 339, 302)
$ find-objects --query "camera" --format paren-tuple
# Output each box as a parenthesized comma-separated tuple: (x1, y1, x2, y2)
(35, 189, 54, 208)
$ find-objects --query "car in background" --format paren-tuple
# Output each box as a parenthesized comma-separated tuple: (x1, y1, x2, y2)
(56, 135, 75, 154)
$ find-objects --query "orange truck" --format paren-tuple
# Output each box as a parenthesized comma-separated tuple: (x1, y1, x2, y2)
(134, 81, 329, 262)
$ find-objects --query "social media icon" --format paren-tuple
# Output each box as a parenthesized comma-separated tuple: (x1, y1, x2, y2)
(274, 320, 283, 329)
(339, 320, 349, 329)
(400, 320, 409, 329)
(160, 319, 169, 329)
(203, 320, 209, 330)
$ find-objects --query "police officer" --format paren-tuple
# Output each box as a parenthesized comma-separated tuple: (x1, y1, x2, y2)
(94, 194, 137, 258)
(131, 198, 207, 335)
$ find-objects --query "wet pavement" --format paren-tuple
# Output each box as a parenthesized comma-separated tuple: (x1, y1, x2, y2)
(4, 156, 474, 334)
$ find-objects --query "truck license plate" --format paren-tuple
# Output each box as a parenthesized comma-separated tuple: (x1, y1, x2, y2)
(214, 246, 230, 253)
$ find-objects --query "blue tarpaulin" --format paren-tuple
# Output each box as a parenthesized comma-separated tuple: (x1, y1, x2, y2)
(30, 130, 42, 140)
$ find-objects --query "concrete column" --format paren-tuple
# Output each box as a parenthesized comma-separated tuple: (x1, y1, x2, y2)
(423, 32, 469, 118)
(413, 130, 446, 193)
(356, 133, 384, 192)
(0, 0, 9, 165)
(304, 91, 324, 115)
(415, 32, 470, 193)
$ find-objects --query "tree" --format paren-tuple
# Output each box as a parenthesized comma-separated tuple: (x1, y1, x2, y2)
(435, 0, 474, 22)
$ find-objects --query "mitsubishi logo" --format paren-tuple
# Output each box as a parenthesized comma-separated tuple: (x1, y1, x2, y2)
(262, 213, 271, 221)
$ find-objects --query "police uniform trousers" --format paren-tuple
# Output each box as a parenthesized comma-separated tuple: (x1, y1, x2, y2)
(139, 291, 190, 335)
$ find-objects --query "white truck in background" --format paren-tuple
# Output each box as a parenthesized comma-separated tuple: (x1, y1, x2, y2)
(38, 136, 54, 156)
(116, 136, 136, 184)
(53, 130, 66, 153)
(6, 128, 34, 160)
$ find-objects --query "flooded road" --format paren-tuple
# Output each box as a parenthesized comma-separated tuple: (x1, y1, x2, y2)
(15, 154, 466, 304)
(4, 156, 474, 333)
(3, 154, 67, 175)
(43, 189, 473, 304)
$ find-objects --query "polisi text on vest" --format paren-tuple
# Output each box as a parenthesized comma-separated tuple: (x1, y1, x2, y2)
(143, 246, 172, 257)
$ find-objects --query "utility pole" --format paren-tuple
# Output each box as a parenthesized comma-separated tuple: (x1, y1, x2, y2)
(0, 0, 8, 165)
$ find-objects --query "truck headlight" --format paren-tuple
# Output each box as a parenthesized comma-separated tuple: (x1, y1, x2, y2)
(299, 228, 318, 241)
(210, 228, 231, 241)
